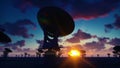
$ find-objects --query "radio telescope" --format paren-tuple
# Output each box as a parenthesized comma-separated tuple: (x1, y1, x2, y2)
(0, 28, 11, 43)
(37, 6, 74, 56)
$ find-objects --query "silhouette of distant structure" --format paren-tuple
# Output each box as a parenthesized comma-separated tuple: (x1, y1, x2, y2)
(24, 52, 28, 57)
(57, 50, 62, 57)
(0, 28, 12, 58)
(3, 48, 12, 57)
(36, 52, 41, 57)
(36, 48, 43, 57)
(27, 54, 30, 57)
(21, 54, 23, 57)
(107, 53, 111, 57)
(113, 46, 120, 57)
(97, 54, 100, 57)
(80, 50, 86, 57)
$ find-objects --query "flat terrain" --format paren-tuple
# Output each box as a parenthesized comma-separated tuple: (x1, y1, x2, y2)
(0, 57, 120, 68)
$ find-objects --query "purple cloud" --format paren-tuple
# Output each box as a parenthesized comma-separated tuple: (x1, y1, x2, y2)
(4, 40, 25, 47)
(84, 41, 105, 51)
(22, 48, 30, 51)
(14, 0, 120, 19)
(73, 29, 92, 39)
(2, 19, 36, 38)
(98, 37, 109, 43)
(0, 40, 26, 51)
(66, 29, 93, 43)
(108, 38, 120, 46)
(83, 37, 109, 51)
(66, 37, 80, 43)
(0, 46, 4, 51)
(14, 40, 25, 47)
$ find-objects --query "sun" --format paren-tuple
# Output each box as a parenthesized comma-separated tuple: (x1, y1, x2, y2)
(68, 49, 81, 57)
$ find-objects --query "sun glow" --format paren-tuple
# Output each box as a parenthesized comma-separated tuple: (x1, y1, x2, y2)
(68, 49, 81, 57)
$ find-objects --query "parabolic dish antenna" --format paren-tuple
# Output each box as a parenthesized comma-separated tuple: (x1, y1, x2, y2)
(37, 6, 74, 37)
(37, 6, 75, 51)
(4, 48, 12, 52)
(0, 31, 11, 43)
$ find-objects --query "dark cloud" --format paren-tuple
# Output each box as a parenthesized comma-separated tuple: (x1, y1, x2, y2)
(113, 14, 120, 29)
(105, 14, 120, 32)
(22, 48, 30, 52)
(83, 37, 110, 51)
(66, 29, 93, 43)
(4, 40, 25, 47)
(84, 41, 105, 51)
(105, 24, 114, 32)
(0, 46, 4, 51)
(73, 29, 92, 39)
(14, 40, 25, 47)
(0, 40, 25, 51)
(1, 19, 36, 38)
(108, 38, 120, 46)
(105, 24, 114, 29)
(13, 0, 58, 12)
(66, 37, 80, 43)
(68, 0, 120, 19)
(14, 0, 120, 19)
(98, 37, 109, 43)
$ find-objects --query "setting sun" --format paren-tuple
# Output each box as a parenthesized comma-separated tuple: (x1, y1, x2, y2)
(68, 49, 81, 57)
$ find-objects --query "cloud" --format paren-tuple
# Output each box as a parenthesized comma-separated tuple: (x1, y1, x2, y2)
(98, 37, 109, 43)
(0, 40, 26, 51)
(72, 44, 83, 50)
(105, 14, 120, 32)
(84, 41, 105, 51)
(0, 46, 4, 51)
(67, 0, 120, 19)
(22, 48, 30, 52)
(105, 24, 114, 29)
(108, 38, 120, 46)
(14, 0, 120, 19)
(14, 40, 25, 47)
(113, 14, 120, 29)
(1, 19, 36, 38)
(66, 37, 80, 43)
(73, 29, 92, 39)
(66, 29, 93, 43)
(83, 37, 110, 51)
(105, 24, 114, 32)
(4, 40, 25, 47)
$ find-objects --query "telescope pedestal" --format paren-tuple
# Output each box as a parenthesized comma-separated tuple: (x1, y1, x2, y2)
(44, 49, 57, 58)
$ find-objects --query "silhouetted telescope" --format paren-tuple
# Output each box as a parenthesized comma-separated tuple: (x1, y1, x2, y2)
(3, 48, 12, 57)
(0, 28, 11, 43)
(4, 48, 12, 52)
(37, 7, 74, 51)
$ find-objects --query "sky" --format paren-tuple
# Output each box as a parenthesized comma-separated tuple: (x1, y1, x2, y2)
(0, 0, 120, 57)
